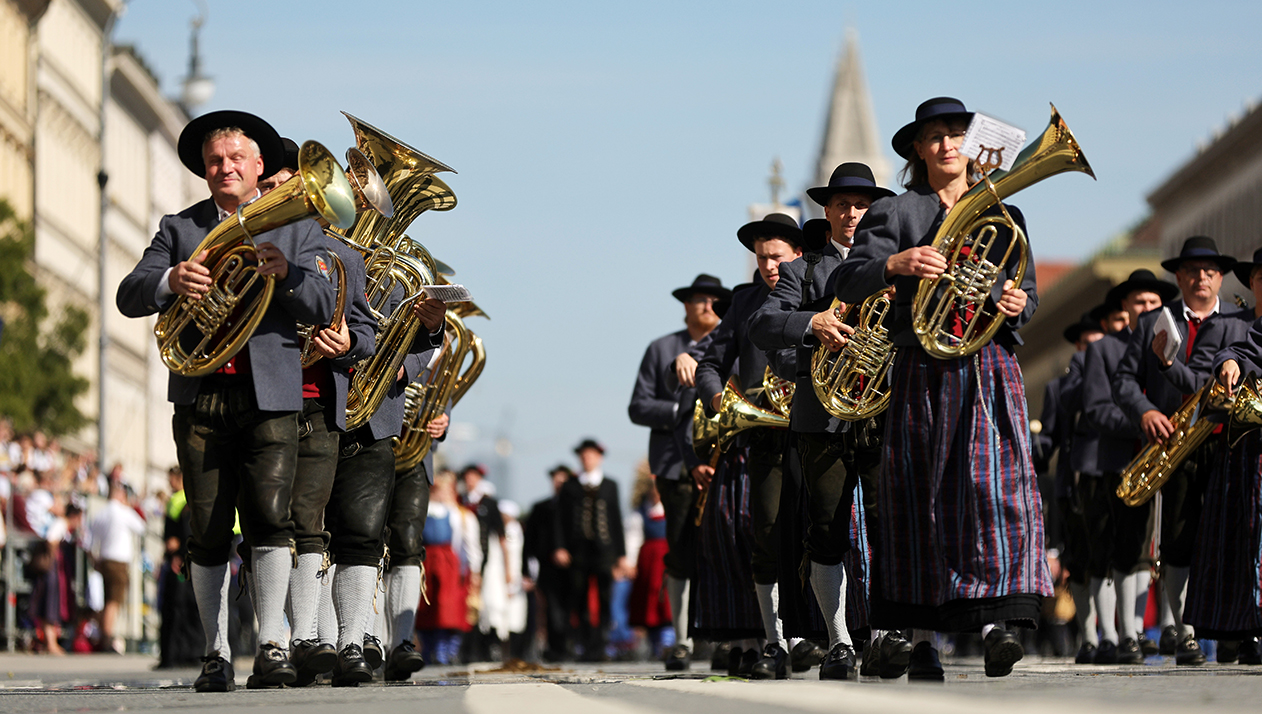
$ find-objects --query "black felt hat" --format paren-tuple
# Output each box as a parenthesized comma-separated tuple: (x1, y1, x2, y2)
(1160, 235, 1238, 274)
(801, 218, 831, 252)
(737, 213, 803, 252)
(279, 137, 301, 172)
(806, 162, 896, 206)
(177, 110, 285, 180)
(1232, 247, 1262, 286)
(891, 97, 974, 160)
(672, 273, 732, 303)
(1105, 268, 1179, 307)
(1063, 310, 1107, 344)
(574, 438, 605, 455)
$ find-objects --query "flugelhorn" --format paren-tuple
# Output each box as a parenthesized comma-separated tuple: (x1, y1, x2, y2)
(154, 141, 358, 376)
(691, 376, 789, 524)
(762, 365, 795, 418)
(811, 288, 896, 420)
(912, 104, 1095, 359)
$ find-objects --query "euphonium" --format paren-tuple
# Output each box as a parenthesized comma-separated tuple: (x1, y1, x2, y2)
(691, 376, 790, 462)
(394, 310, 482, 471)
(1114, 374, 1262, 507)
(811, 288, 896, 420)
(762, 365, 795, 418)
(154, 141, 358, 376)
(912, 104, 1095, 359)
(298, 252, 345, 368)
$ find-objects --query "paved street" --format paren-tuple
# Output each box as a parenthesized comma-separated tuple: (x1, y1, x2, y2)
(1, 653, 1261, 714)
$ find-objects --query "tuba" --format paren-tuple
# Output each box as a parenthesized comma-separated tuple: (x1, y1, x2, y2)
(762, 365, 795, 418)
(1116, 373, 1262, 507)
(154, 141, 359, 376)
(811, 288, 896, 420)
(912, 104, 1095, 359)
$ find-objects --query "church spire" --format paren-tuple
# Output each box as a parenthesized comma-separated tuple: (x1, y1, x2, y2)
(815, 28, 889, 195)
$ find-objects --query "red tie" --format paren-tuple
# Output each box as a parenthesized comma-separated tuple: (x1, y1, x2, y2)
(1185, 315, 1201, 362)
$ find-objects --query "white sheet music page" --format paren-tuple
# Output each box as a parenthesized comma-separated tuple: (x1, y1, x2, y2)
(1153, 306, 1183, 364)
(422, 284, 474, 303)
(960, 113, 1027, 173)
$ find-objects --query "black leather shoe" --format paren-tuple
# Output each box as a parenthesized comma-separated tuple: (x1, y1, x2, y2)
(332, 643, 375, 687)
(1138, 635, 1159, 657)
(1175, 635, 1207, 666)
(290, 639, 336, 687)
(983, 629, 1024, 678)
(664, 644, 691, 671)
(1158, 625, 1177, 655)
(859, 641, 879, 677)
(1217, 639, 1240, 663)
(194, 653, 235, 692)
(247, 642, 297, 689)
(383, 640, 426, 681)
(1239, 638, 1262, 665)
(1075, 641, 1097, 664)
(818, 643, 856, 681)
(906, 641, 944, 682)
(750, 643, 789, 680)
(726, 646, 744, 677)
(362, 635, 384, 670)
(738, 647, 758, 677)
(1117, 637, 1144, 665)
(711, 641, 732, 670)
(1093, 640, 1118, 664)
(790, 639, 827, 672)
(879, 631, 913, 678)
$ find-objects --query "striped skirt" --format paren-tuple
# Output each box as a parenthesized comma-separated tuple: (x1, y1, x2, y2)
(691, 445, 764, 640)
(871, 343, 1052, 632)
(1185, 431, 1262, 638)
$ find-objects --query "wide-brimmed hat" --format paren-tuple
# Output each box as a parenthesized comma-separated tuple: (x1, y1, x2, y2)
(892, 97, 974, 160)
(737, 213, 803, 252)
(1105, 269, 1179, 307)
(548, 464, 575, 479)
(801, 218, 831, 252)
(672, 273, 732, 303)
(806, 162, 896, 206)
(1232, 247, 1262, 286)
(460, 463, 487, 478)
(1063, 310, 1107, 344)
(279, 137, 301, 172)
(1160, 235, 1237, 274)
(177, 110, 285, 179)
(574, 438, 605, 455)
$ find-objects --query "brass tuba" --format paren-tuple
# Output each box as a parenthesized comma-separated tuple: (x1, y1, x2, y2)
(762, 365, 795, 418)
(811, 288, 896, 420)
(1116, 373, 1262, 507)
(912, 104, 1095, 359)
(154, 141, 359, 376)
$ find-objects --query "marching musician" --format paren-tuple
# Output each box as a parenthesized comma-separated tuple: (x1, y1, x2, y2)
(116, 111, 336, 691)
(627, 274, 729, 669)
(1113, 237, 1240, 666)
(832, 98, 1046, 680)
(749, 162, 896, 681)
(694, 213, 802, 679)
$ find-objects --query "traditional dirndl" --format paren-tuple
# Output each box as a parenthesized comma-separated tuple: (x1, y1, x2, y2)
(629, 504, 673, 628)
(691, 444, 763, 640)
(415, 543, 471, 632)
(871, 342, 1052, 632)
(1185, 430, 1262, 638)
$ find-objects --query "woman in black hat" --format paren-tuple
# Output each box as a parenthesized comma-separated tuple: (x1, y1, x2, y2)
(832, 97, 1046, 679)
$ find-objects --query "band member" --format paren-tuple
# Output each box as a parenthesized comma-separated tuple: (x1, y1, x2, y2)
(1113, 236, 1238, 667)
(1195, 247, 1262, 662)
(553, 439, 627, 660)
(749, 162, 896, 680)
(694, 213, 802, 678)
(628, 274, 729, 669)
(116, 111, 336, 691)
(832, 98, 1048, 679)
(1083, 269, 1176, 664)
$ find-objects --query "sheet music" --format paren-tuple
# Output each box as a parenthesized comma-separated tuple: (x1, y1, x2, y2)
(960, 113, 1027, 173)
(1153, 306, 1182, 364)
(422, 284, 474, 303)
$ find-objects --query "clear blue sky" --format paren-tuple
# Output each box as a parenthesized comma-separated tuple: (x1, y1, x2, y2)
(114, 0, 1261, 509)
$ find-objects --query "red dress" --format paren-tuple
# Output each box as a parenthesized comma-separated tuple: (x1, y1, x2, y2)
(629, 503, 672, 628)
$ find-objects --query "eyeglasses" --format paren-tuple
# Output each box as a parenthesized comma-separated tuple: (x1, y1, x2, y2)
(1178, 263, 1222, 277)
(687, 295, 718, 305)
(920, 131, 966, 147)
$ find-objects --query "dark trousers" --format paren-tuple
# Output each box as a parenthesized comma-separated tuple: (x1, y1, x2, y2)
(174, 380, 298, 565)
(1058, 475, 1092, 586)
(292, 397, 340, 556)
(325, 429, 396, 567)
(538, 570, 570, 658)
(796, 431, 858, 566)
(387, 462, 430, 568)
(748, 429, 786, 584)
(568, 564, 613, 655)
(1092, 472, 1155, 576)
(1160, 442, 1211, 568)
(656, 471, 697, 580)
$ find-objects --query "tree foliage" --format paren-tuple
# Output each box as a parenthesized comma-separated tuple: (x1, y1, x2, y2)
(0, 199, 90, 435)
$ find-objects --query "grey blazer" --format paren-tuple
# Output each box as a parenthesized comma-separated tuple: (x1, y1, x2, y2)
(1062, 351, 1101, 476)
(696, 280, 772, 414)
(1083, 329, 1140, 473)
(1212, 313, 1262, 377)
(116, 197, 336, 412)
(832, 185, 1038, 349)
(748, 244, 847, 434)
(629, 329, 697, 479)
(321, 235, 377, 432)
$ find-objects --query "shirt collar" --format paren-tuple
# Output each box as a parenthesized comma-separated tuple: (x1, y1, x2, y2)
(578, 469, 604, 487)
(830, 239, 851, 260)
(1182, 298, 1219, 322)
(214, 189, 262, 222)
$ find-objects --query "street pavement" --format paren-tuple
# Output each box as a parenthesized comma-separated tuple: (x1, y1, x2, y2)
(1, 653, 1261, 714)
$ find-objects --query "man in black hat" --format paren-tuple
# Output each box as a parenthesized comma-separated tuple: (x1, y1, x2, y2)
(693, 213, 802, 678)
(524, 465, 575, 661)
(116, 111, 336, 691)
(1113, 237, 1241, 666)
(553, 439, 626, 660)
(749, 162, 896, 680)
(628, 274, 729, 667)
